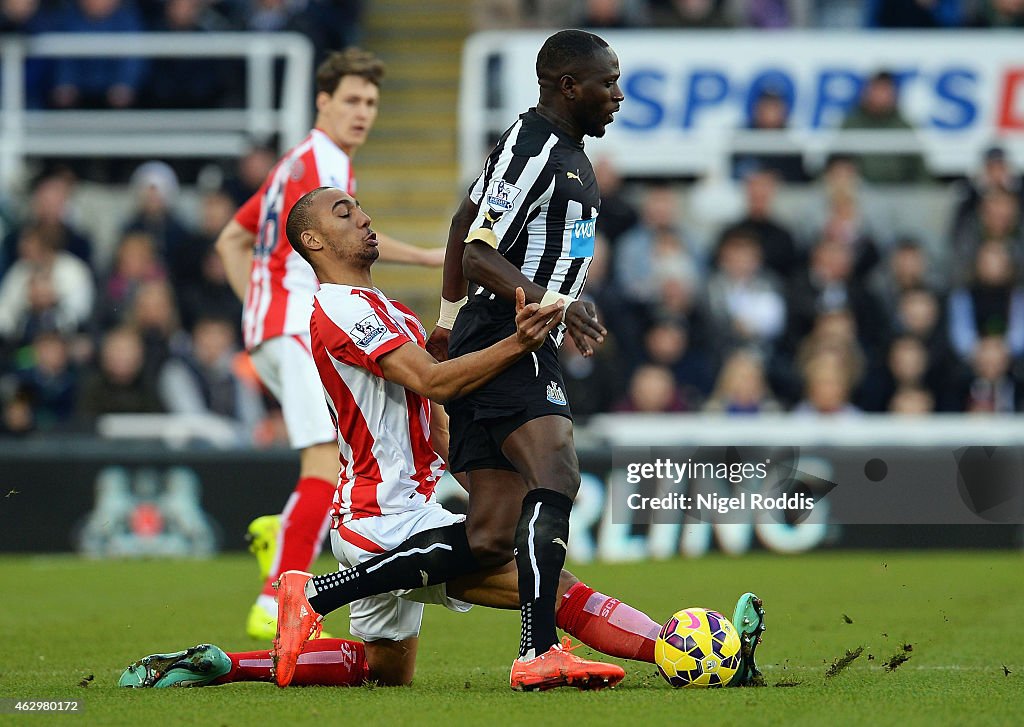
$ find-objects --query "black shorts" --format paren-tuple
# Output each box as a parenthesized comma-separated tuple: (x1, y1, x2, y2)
(445, 296, 573, 473)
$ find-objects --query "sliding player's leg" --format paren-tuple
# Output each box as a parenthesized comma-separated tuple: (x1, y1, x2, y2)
(118, 639, 367, 688)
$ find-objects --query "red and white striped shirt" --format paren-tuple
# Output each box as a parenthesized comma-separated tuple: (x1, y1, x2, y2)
(236, 129, 356, 350)
(310, 284, 445, 519)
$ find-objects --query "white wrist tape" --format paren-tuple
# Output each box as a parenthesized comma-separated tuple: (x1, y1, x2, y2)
(540, 290, 575, 309)
(436, 296, 467, 329)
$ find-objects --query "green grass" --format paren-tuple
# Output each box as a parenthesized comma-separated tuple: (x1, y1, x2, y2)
(1, 551, 1021, 726)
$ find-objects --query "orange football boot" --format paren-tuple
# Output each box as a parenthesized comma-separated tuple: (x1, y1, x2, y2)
(271, 570, 323, 687)
(509, 637, 625, 691)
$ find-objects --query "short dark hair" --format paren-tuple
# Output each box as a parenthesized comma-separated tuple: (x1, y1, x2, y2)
(536, 29, 609, 83)
(285, 187, 331, 264)
(316, 48, 385, 96)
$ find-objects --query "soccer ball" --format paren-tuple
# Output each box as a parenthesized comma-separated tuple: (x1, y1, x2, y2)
(655, 607, 742, 687)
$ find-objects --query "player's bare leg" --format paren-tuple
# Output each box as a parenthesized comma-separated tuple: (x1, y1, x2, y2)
(363, 638, 420, 686)
(496, 415, 625, 690)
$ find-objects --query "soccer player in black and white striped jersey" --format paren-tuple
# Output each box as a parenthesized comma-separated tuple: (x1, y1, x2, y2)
(427, 29, 629, 690)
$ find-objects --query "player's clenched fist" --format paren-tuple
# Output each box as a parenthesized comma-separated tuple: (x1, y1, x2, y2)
(514, 287, 564, 352)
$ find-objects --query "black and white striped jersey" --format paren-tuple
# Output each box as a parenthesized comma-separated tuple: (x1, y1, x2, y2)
(465, 109, 599, 301)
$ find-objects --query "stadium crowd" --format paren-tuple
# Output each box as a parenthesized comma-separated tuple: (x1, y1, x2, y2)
(475, 0, 1024, 31)
(1, 0, 1023, 442)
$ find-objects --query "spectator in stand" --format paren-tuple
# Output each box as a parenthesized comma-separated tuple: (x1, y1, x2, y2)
(173, 189, 237, 291)
(49, 0, 146, 109)
(175, 193, 243, 333)
(703, 348, 781, 415)
(614, 185, 699, 305)
(288, 0, 366, 67)
(948, 241, 1024, 360)
(128, 279, 188, 383)
(951, 187, 1023, 284)
(143, 0, 236, 109)
(954, 335, 1022, 412)
(593, 157, 639, 249)
(792, 350, 862, 416)
(969, 0, 1024, 27)
(650, 0, 733, 26)
(122, 161, 191, 262)
(783, 236, 889, 362)
(558, 326, 626, 421)
(816, 185, 883, 280)
(808, 0, 864, 27)
(841, 71, 929, 184)
(222, 145, 278, 208)
(732, 92, 809, 183)
(888, 386, 935, 415)
(951, 146, 1024, 248)
(870, 237, 943, 315)
(725, 168, 800, 279)
(157, 316, 264, 441)
(571, 0, 651, 27)
(725, 0, 800, 28)
(643, 318, 716, 405)
(893, 286, 961, 410)
(0, 385, 34, 436)
(865, 0, 964, 27)
(97, 230, 166, 330)
(0, 227, 94, 346)
(615, 364, 693, 413)
(706, 225, 786, 356)
(792, 308, 868, 405)
(244, 0, 295, 30)
(0, 170, 93, 278)
(646, 255, 712, 345)
(862, 334, 935, 412)
(77, 325, 163, 421)
(12, 329, 79, 430)
(1, 0, 50, 108)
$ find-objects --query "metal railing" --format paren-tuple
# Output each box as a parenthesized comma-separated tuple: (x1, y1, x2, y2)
(0, 32, 314, 188)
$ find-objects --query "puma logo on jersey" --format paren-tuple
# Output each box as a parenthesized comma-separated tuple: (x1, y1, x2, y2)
(300, 605, 309, 618)
(566, 170, 583, 185)
(552, 537, 568, 551)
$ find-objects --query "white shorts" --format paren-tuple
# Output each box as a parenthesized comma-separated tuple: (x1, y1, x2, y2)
(249, 334, 336, 450)
(330, 503, 473, 642)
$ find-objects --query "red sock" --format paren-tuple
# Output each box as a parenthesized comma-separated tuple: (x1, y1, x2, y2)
(212, 639, 367, 686)
(261, 476, 335, 596)
(556, 582, 660, 663)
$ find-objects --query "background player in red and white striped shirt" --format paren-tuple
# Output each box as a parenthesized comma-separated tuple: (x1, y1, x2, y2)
(214, 48, 444, 639)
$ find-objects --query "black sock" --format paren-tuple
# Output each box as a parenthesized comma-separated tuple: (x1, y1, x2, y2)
(307, 522, 479, 615)
(515, 488, 573, 659)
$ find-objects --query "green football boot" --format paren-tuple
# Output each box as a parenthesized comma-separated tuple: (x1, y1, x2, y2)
(728, 592, 766, 687)
(119, 644, 231, 688)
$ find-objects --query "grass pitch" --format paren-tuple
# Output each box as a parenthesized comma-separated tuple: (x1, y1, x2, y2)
(1, 550, 1021, 726)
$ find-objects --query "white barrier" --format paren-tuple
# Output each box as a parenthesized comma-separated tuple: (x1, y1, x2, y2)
(0, 32, 313, 187)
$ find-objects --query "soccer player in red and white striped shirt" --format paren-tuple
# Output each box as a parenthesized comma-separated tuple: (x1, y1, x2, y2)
(214, 49, 444, 639)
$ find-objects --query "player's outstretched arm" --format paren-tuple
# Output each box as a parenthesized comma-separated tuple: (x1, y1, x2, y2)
(214, 219, 256, 301)
(375, 232, 445, 267)
(380, 288, 563, 402)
